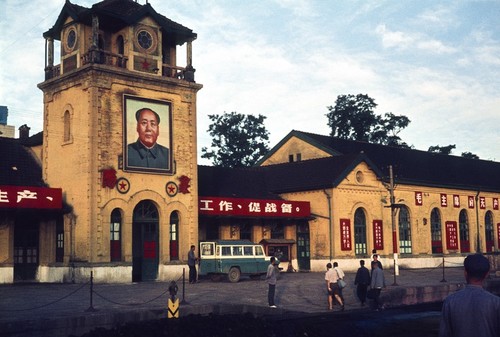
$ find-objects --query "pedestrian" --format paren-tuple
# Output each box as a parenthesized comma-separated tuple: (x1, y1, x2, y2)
(371, 254, 383, 274)
(325, 262, 344, 310)
(266, 256, 278, 308)
(333, 262, 346, 306)
(188, 245, 198, 284)
(354, 259, 371, 306)
(370, 260, 386, 310)
(439, 254, 500, 337)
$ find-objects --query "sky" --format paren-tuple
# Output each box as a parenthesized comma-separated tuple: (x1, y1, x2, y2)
(1, 0, 499, 164)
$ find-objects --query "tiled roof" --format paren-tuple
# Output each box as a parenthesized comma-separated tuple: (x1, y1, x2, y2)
(281, 130, 500, 193)
(0, 137, 45, 187)
(44, 0, 196, 44)
(198, 153, 378, 197)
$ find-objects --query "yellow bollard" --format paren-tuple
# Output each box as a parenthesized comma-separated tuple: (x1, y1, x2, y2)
(168, 298, 179, 318)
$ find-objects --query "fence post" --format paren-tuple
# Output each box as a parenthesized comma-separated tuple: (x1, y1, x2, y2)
(440, 256, 447, 282)
(181, 267, 188, 304)
(86, 271, 98, 312)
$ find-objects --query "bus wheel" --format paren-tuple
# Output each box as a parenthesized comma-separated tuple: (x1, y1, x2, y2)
(228, 267, 241, 283)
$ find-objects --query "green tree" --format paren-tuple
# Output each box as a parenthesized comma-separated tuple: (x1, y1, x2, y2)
(326, 94, 410, 147)
(201, 112, 270, 167)
(428, 144, 456, 155)
(461, 151, 479, 159)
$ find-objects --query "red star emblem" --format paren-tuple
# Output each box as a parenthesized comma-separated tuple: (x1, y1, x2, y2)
(142, 59, 150, 70)
(166, 182, 178, 197)
(116, 178, 130, 194)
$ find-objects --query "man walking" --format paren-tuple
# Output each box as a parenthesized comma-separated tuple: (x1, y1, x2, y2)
(370, 260, 386, 310)
(354, 260, 371, 306)
(439, 254, 500, 337)
(266, 257, 278, 308)
(188, 245, 198, 284)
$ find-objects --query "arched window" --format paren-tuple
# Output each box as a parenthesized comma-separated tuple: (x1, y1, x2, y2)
(110, 208, 122, 261)
(459, 209, 470, 253)
(485, 211, 494, 252)
(398, 206, 412, 254)
(170, 211, 179, 260)
(354, 208, 367, 255)
(431, 208, 442, 254)
(63, 110, 71, 142)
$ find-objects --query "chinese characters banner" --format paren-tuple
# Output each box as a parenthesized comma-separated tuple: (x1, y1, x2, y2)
(445, 221, 458, 250)
(494, 198, 499, 210)
(440, 194, 448, 207)
(468, 196, 475, 209)
(199, 197, 310, 218)
(373, 220, 383, 250)
(497, 223, 500, 248)
(415, 191, 423, 206)
(479, 197, 486, 209)
(453, 195, 460, 208)
(340, 219, 352, 251)
(0, 186, 62, 209)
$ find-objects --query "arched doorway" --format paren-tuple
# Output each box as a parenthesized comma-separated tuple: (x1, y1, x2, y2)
(459, 209, 470, 253)
(354, 208, 367, 256)
(485, 211, 494, 252)
(431, 208, 443, 254)
(132, 200, 159, 282)
(398, 206, 412, 254)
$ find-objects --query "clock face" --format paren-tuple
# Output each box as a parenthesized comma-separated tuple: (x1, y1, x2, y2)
(65, 28, 77, 52)
(137, 30, 153, 49)
(134, 26, 157, 53)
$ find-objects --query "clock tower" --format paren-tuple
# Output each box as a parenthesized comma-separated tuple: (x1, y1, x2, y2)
(38, 0, 202, 282)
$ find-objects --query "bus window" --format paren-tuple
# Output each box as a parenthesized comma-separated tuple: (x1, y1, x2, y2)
(221, 246, 231, 256)
(201, 243, 214, 256)
(233, 246, 243, 255)
(243, 246, 253, 255)
(255, 246, 264, 256)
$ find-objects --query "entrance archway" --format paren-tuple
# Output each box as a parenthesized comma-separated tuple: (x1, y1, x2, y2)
(132, 200, 159, 282)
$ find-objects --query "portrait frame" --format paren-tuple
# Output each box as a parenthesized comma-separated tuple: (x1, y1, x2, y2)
(123, 94, 173, 174)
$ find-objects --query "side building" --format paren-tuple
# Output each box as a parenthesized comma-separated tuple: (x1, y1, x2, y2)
(199, 130, 500, 272)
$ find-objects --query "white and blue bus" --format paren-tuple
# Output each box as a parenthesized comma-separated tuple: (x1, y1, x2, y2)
(198, 240, 271, 282)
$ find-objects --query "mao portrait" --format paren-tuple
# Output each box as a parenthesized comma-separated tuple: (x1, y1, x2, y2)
(124, 95, 172, 173)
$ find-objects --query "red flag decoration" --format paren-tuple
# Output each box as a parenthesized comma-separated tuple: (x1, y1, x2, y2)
(102, 169, 117, 188)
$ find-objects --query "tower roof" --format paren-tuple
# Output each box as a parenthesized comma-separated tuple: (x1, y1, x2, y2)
(43, 0, 196, 45)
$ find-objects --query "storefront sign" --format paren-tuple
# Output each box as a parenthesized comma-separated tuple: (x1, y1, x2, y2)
(0, 185, 62, 209)
(340, 218, 352, 251)
(453, 195, 460, 208)
(445, 221, 458, 250)
(468, 196, 474, 209)
(440, 194, 448, 207)
(199, 197, 310, 218)
(373, 220, 383, 250)
(494, 198, 499, 210)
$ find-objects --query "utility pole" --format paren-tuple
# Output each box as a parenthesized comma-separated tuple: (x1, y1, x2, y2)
(389, 165, 399, 285)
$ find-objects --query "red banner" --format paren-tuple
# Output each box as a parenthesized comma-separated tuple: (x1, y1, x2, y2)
(445, 221, 458, 250)
(373, 220, 384, 250)
(199, 197, 310, 218)
(0, 186, 62, 209)
(415, 191, 423, 206)
(340, 219, 352, 251)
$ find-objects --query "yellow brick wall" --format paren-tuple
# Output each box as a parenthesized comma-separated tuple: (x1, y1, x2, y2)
(40, 64, 201, 266)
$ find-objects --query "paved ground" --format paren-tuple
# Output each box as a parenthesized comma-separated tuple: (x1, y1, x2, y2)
(0, 266, 476, 337)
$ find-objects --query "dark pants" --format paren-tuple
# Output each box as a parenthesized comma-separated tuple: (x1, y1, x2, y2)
(372, 288, 382, 309)
(357, 284, 368, 304)
(189, 265, 197, 283)
(268, 284, 276, 306)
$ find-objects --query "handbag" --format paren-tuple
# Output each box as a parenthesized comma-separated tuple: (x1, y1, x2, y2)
(338, 279, 347, 289)
(336, 269, 347, 288)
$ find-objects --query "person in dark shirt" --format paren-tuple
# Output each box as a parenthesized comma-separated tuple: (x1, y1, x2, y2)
(354, 259, 371, 306)
(439, 254, 500, 337)
(127, 108, 169, 169)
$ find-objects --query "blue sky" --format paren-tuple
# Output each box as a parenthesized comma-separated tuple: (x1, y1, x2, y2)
(1, 0, 499, 163)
